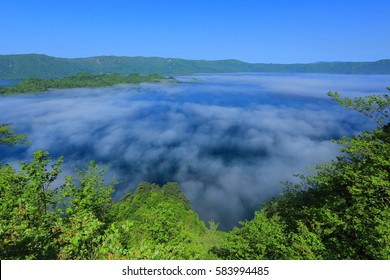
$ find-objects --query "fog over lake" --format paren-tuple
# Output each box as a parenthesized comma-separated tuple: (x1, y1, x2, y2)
(1, 73, 389, 229)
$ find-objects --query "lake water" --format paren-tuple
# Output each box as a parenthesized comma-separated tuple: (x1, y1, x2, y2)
(0, 73, 389, 229)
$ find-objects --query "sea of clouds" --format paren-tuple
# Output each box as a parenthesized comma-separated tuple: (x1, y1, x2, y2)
(1, 73, 388, 229)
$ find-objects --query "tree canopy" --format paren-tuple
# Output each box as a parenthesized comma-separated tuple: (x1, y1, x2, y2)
(0, 123, 30, 147)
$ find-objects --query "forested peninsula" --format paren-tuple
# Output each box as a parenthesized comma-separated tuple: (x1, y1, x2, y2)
(1, 91, 389, 260)
(0, 72, 171, 94)
(1, 54, 390, 80)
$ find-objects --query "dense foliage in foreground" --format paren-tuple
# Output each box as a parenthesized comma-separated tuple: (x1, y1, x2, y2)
(0, 72, 169, 94)
(0, 91, 389, 259)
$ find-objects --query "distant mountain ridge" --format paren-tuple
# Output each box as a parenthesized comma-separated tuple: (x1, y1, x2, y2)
(1, 54, 390, 80)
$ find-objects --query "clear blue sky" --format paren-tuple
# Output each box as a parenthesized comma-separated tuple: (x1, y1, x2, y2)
(1, 0, 389, 63)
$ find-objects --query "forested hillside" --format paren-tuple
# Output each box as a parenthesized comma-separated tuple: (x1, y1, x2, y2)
(0, 90, 389, 260)
(1, 54, 390, 80)
(0, 72, 169, 94)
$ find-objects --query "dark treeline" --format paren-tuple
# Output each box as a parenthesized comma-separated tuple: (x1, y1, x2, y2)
(0, 72, 170, 94)
(0, 90, 389, 259)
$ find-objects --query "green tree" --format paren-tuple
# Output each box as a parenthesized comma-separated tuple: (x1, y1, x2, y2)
(328, 91, 390, 127)
(0, 150, 63, 259)
(59, 161, 115, 223)
(162, 182, 191, 210)
(53, 162, 116, 259)
(113, 182, 215, 259)
(0, 143, 121, 259)
(214, 90, 390, 260)
(54, 209, 104, 260)
(267, 91, 390, 259)
(0, 123, 30, 147)
(213, 210, 293, 259)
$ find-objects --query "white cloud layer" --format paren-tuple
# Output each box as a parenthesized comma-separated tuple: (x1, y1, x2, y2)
(1, 73, 388, 229)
